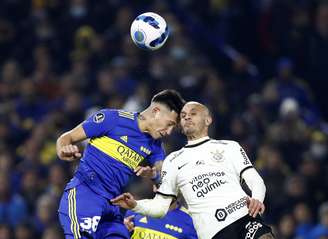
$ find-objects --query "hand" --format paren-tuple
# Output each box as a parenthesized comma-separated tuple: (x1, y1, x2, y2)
(124, 215, 135, 232)
(134, 166, 156, 178)
(247, 197, 265, 218)
(58, 144, 81, 161)
(111, 193, 137, 209)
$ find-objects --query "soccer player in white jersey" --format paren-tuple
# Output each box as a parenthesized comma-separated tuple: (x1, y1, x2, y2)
(112, 102, 275, 239)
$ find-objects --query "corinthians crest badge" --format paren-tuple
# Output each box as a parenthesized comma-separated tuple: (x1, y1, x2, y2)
(210, 150, 224, 162)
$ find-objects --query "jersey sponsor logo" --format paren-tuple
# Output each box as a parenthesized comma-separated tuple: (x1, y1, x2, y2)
(120, 135, 128, 143)
(240, 148, 251, 165)
(189, 171, 227, 198)
(132, 227, 178, 239)
(189, 171, 226, 185)
(93, 112, 105, 123)
(192, 178, 227, 198)
(210, 149, 224, 162)
(118, 110, 135, 120)
(90, 136, 145, 170)
(245, 221, 263, 239)
(215, 197, 248, 222)
(215, 209, 228, 221)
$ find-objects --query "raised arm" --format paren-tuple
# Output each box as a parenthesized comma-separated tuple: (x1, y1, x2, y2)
(56, 124, 87, 161)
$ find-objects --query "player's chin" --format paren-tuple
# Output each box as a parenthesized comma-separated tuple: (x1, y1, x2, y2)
(182, 127, 193, 135)
(152, 132, 162, 139)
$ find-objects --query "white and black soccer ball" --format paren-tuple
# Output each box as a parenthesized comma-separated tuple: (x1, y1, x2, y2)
(130, 12, 169, 51)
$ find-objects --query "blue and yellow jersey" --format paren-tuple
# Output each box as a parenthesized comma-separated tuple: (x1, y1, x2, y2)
(74, 109, 165, 199)
(126, 206, 198, 239)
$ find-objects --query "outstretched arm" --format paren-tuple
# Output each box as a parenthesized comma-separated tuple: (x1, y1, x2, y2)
(56, 124, 87, 161)
(111, 193, 173, 218)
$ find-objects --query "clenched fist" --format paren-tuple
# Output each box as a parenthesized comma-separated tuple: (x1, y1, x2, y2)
(57, 144, 82, 161)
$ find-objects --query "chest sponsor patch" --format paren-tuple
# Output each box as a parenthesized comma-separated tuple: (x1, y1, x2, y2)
(90, 136, 145, 170)
(132, 227, 178, 239)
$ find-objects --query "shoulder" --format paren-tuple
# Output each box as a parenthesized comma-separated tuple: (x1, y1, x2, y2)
(165, 148, 185, 163)
(92, 109, 119, 120)
(116, 109, 136, 120)
(84, 108, 118, 125)
(209, 139, 241, 148)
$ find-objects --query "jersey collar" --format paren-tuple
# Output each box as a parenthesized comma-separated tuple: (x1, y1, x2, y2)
(185, 136, 210, 148)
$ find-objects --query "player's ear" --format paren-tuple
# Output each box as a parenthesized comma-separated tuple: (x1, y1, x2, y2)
(205, 115, 212, 126)
(152, 106, 161, 117)
(152, 106, 160, 113)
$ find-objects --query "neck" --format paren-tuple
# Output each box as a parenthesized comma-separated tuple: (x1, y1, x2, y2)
(187, 135, 209, 144)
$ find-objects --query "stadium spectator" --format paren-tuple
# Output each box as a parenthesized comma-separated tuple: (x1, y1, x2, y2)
(308, 202, 328, 239)
(0, 172, 28, 226)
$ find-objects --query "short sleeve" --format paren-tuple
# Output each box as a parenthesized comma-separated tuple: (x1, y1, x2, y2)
(230, 142, 253, 177)
(82, 109, 118, 138)
(125, 210, 137, 218)
(184, 226, 198, 239)
(156, 152, 179, 197)
(147, 141, 165, 165)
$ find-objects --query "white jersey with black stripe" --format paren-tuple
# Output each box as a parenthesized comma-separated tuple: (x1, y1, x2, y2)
(157, 139, 253, 239)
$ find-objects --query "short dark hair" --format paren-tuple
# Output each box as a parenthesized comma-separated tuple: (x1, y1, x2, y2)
(151, 89, 185, 114)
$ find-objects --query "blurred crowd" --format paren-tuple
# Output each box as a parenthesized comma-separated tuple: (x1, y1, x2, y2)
(0, 0, 327, 238)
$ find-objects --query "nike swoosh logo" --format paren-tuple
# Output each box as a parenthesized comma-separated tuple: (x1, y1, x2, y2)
(178, 162, 189, 170)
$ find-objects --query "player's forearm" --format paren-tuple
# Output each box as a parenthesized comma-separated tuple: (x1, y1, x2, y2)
(56, 132, 73, 150)
(242, 168, 266, 202)
(132, 194, 172, 218)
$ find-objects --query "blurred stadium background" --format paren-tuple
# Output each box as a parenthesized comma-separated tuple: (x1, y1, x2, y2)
(0, 0, 328, 238)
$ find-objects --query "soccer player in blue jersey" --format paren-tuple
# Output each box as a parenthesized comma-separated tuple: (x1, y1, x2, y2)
(56, 89, 185, 239)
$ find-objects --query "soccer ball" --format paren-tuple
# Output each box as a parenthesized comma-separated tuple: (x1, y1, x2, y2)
(130, 12, 169, 51)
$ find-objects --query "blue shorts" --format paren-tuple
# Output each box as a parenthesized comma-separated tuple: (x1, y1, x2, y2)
(58, 177, 130, 239)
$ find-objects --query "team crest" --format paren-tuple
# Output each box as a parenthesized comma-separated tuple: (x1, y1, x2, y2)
(210, 150, 224, 162)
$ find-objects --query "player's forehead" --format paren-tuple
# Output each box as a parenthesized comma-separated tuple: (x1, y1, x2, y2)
(181, 102, 207, 114)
